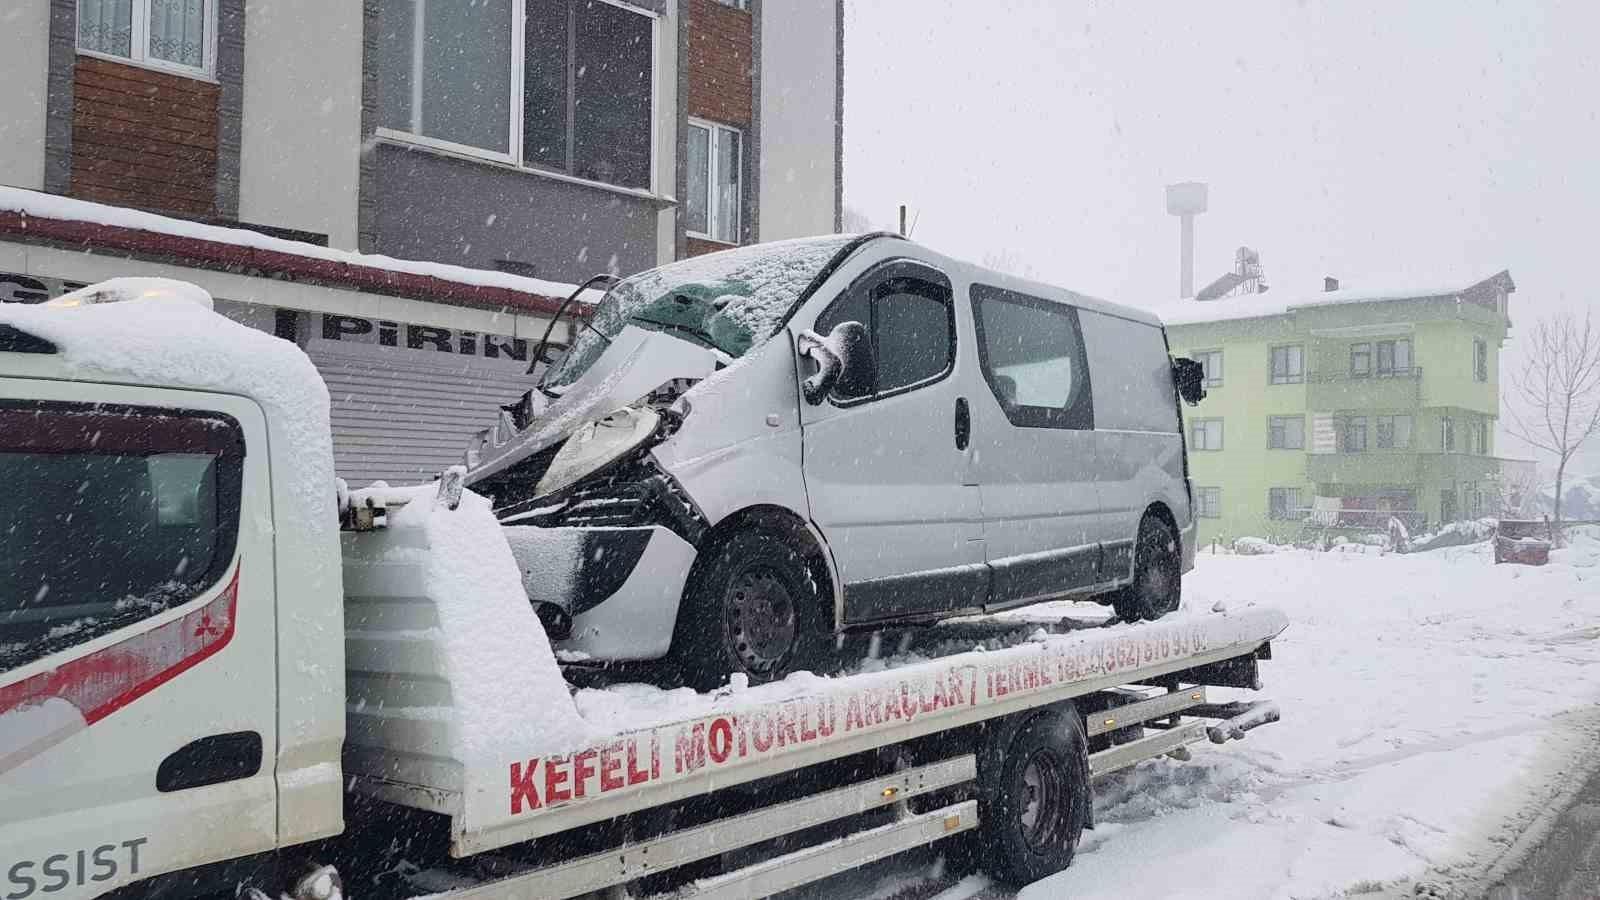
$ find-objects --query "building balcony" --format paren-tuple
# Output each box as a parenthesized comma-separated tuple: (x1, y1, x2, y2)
(1307, 368, 1423, 411)
(1421, 452, 1524, 484)
(1309, 450, 1526, 488)
(1306, 450, 1422, 486)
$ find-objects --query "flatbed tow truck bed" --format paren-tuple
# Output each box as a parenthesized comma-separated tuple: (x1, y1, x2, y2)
(338, 485, 1287, 898)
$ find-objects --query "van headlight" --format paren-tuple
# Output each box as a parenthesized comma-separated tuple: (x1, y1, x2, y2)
(534, 406, 662, 499)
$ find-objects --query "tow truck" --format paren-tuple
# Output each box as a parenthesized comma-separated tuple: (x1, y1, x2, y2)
(0, 279, 1286, 899)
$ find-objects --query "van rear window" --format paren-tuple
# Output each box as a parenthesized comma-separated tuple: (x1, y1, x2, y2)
(0, 402, 244, 673)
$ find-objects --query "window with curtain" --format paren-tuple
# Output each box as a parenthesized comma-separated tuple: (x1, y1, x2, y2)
(687, 121, 743, 243)
(78, 0, 213, 75)
(376, 0, 657, 189)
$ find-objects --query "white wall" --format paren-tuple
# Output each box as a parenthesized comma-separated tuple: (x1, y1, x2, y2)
(656, 0, 681, 265)
(757, 1, 840, 241)
(0, 3, 51, 191)
(239, 0, 363, 248)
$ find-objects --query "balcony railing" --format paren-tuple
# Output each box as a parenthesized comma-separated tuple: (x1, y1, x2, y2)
(1287, 508, 1428, 530)
(1308, 367, 1424, 409)
(1307, 367, 1424, 383)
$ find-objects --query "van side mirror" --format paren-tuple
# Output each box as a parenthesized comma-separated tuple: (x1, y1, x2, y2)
(797, 321, 875, 404)
(1173, 357, 1207, 406)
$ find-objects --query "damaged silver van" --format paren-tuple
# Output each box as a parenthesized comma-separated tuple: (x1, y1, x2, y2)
(465, 234, 1206, 689)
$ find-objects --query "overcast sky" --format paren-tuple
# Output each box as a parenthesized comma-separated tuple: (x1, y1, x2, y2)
(842, 0, 1600, 473)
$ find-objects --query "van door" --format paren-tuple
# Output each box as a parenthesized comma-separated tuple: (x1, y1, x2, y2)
(1076, 310, 1188, 578)
(797, 260, 987, 623)
(0, 383, 278, 897)
(965, 283, 1107, 609)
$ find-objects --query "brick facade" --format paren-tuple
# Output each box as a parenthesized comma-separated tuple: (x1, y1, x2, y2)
(69, 56, 220, 217)
(686, 0, 752, 128)
(684, 0, 754, 256)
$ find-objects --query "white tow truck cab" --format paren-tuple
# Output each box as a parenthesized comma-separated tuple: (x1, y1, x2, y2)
(1, 276, 1276, 900)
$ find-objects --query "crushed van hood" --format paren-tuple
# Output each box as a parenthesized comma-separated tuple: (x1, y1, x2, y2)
(462, 327, 720, 486)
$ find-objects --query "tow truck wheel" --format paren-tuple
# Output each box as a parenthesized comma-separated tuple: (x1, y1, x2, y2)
(675, 525, 824, 692)
(975, 707, 1091, 885)
(1112, 514, 1181, 622)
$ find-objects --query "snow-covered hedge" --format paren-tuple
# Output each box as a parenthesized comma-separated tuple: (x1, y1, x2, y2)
(1405, 517, 1497, 553)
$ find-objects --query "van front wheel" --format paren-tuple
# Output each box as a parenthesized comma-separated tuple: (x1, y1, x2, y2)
(1112, 515, 1181, 622)
(675, 526, 824, 692)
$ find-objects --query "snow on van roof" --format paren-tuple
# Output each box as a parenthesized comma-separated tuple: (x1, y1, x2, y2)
(1149, 270, 1512, 327)
(0, 278, 340, 594)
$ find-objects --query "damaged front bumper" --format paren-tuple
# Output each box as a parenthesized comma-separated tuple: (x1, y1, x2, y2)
(503, 524, 696, 662)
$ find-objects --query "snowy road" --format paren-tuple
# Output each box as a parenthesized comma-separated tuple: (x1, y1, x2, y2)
(809, 528, 1600, 900)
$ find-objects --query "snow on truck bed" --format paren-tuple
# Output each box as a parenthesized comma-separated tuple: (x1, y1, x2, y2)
(340, 485, 1288, 854)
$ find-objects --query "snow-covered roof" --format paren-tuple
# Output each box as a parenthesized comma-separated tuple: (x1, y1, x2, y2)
(0, 186, 593, 316)
(1150, 270, 1514, 327)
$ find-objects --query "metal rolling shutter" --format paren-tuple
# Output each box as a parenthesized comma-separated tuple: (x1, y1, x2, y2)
(309, 350, 535, 488)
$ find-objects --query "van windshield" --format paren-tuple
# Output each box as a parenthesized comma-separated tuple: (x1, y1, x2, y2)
(0, 402, 243, 673)
(542, 235, 861, 390)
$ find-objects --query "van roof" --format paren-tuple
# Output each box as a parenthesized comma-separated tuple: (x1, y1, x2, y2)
(847, 234, 1164, 329)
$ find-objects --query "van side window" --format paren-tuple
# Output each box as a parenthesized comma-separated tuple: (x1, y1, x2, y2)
(970, 284, 1094, 430)
(0, 401, 244, 674)
(815, 264, 954, 402)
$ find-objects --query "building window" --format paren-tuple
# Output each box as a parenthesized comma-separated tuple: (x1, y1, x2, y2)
(377, 0, 658, 190)
(713, 0, 749, 8)
(1441, 415, 1455, 452)
(1195, 487, 1221, 519)
(687, 120, 742, 244)
(1376, 338, 1412, 377)
(1191, 349, 1223, 388)
(1268, 487, 1302, 521)
(1339, 415, 1368, 453)
(78, 0, 216, 76)
(1350, 342, 1372, 378)
(1474, 338, 1489, 382)
(1375, 414, 1413, 450)
(1476, 420, 1489, 455)
(1190, 418, 1224, 451)
(1270, 344, 1304, 385)
(1268, 415, 1304, 450)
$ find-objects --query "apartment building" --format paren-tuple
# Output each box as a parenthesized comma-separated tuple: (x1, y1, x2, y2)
(1162, 271, 1533, 544)
(0, 0, 843, 484)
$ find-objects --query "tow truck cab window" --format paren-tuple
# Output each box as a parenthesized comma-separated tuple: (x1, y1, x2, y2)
(0, 402, 244, 673)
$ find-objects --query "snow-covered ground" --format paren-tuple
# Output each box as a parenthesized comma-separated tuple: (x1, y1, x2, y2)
(1005, 527, 1600, 899)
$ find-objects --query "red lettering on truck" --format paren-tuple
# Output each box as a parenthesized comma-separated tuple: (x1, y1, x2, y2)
(509, 759, 541, 814)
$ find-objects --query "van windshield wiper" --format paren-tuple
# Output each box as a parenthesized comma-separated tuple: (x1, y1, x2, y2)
(627, 314, 718, 348)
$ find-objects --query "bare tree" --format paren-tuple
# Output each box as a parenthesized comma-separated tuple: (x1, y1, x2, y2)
(1506, 312, 1600, 530)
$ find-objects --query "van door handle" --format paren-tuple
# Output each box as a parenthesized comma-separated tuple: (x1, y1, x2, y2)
(157, 731, 262, 792)
(955, 397, 971, 450)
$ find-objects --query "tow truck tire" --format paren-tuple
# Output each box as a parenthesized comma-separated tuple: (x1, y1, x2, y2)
(675, 525, 825, 692)
(1112, 514, 1181, 622)
(975, 707, 1092, 886)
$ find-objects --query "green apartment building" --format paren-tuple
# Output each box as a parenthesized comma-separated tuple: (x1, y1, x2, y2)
(1158, 271, 1531, 545)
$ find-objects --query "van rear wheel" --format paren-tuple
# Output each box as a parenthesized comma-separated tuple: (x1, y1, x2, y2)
(1112, 515, 1181, 622)
(675, 526, 824, 692)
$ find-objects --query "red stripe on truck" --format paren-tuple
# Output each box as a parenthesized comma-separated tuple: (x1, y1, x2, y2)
(0, 566, 240, 732)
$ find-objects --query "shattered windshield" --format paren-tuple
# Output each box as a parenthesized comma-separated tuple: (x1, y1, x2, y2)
(542, 235, 861, 390)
